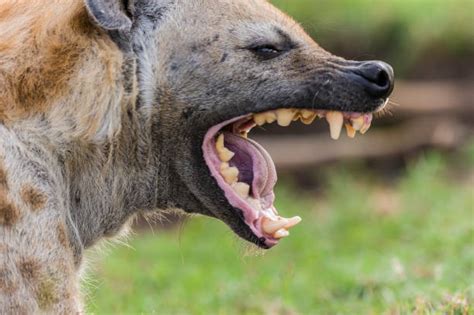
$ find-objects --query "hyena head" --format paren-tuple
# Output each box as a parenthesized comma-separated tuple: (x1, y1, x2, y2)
(86, 0, 394, 248)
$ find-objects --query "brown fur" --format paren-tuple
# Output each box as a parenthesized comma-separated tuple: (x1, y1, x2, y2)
(0, 163, 7, 190)
(20, 185, 47, 212)
(57, 223, 70, 249)
(18, 258, 41, 282)
(0, 190, 20, 227)
(0, 1, 125, 141)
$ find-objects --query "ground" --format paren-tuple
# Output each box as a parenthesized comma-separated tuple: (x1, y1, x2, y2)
(85, 146, 473, 314)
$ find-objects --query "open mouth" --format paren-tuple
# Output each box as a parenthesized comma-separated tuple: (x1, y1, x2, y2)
(202, 108, 376, 248)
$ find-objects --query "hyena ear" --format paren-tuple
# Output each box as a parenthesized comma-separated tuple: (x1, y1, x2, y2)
(84, 0, 132, 31)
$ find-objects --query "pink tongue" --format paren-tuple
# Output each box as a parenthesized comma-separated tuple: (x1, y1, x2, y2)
(223, 132, 277, 199)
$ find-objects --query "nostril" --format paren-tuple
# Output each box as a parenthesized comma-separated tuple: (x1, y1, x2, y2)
(374, 67, 390, 88)
(352, 61, 395, 98)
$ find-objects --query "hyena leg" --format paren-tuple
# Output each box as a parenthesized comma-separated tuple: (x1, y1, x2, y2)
(0, 144, 82, 314)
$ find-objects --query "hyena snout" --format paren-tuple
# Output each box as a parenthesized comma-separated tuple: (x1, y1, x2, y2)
(348, 61, 395, 99)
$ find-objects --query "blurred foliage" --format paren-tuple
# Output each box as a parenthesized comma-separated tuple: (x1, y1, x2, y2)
(272, 0, 474, 76)
(85, 149, 474, 314)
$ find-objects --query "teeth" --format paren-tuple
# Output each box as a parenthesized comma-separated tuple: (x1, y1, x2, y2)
(220, 149, 234, 162)
(351, 116, 364, 131)
(220, 163, 239, 185)
(273, 229, 290, 239)
(233, 182, 250, 198)
(264, 112, 277, 124)
(345, 123, 356, 138)
(215, 134, 235, 162)
(262, 217, 289, 234)
(284, 216, 302, 229)
(261, 215, 301, 239)
(300, 109, 315, 119)
(300, 110, 317, 125)
(254, 112, 277, 126)
(253, 113, 267, 126)
(360, 118, 372, 134)
(325, 111, 344, 140)
(276, 109, 295, 127)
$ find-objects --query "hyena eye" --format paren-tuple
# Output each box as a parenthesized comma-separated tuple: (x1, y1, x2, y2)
(249, 44, 282, 60)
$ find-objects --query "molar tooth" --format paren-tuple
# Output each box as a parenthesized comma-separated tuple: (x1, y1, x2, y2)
(300, 110, 317, 124)
(262, 217, 289, 234)
(273, 229, 290, 239)
(216, 134, 235, 162)
(292, 110, 301, 121)
(233, 182, 250, 198)
(220, 162, 229, 171)
(351, 116, 364, 131)
(345, 123, 356, 138)
(253, 113, 267, 126)
(276, 109, 294, 127)
(221, 165, 239, 184)
(300, 109, 315, 119)
(219, 148, 234, 162)
(265, 111, 277, 124)
(325, 111, 344, 140)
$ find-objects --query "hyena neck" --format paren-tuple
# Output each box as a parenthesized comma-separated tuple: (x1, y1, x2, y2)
(63, 51, 173, 248)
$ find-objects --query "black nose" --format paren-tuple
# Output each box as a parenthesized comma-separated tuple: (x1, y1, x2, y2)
(352, 61, 395, 99)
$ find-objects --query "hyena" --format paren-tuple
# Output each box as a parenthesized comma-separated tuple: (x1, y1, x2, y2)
(0, 0, 394, 312)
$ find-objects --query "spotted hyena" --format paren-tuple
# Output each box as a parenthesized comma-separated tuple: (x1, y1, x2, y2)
(0, 0, 394, 312)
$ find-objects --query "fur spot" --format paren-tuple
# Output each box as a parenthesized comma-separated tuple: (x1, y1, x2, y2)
(36, 278, 58, 310)
(0, 191, 20, 226)
(20, 184, 47, 211)
(0, 162, 8, 189)
(57, 223, 70, 249)
(18, 258, 41, 281)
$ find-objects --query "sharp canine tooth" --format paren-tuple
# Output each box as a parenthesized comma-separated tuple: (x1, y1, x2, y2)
(351, 116, 364, 131)
(233, 182, 250, 198)
(283, 216, 302, 229)
(221, 165, 239, 184)
(273, 229, 290, 239)
(326, 111, 344, 140)
(253, 113, 266, 126)
(262, 217, 289, 234)
(345, 123, 356, 138)
(276, 109, 294, 127)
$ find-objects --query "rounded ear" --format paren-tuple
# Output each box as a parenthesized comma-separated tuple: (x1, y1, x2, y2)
(85, 0, 132, 31)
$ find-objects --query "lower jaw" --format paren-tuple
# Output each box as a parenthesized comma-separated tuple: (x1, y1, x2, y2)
(202, 108, 375, 247)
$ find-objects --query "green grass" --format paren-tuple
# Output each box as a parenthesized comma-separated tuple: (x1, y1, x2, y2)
(85, 150, 473, 314)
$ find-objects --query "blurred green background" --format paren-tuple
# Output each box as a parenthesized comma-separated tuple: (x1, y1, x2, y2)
(85, 1, 474, 314)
